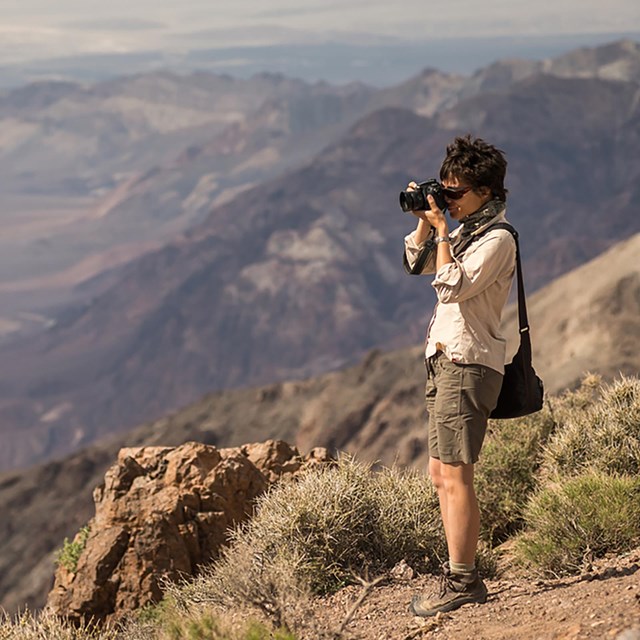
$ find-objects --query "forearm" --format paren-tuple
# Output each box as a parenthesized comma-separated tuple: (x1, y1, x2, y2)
(434, 221, 454, 271)
(414, 219, 435, 245)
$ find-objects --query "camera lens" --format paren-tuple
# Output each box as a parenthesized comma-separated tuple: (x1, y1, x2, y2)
(399, 192, 412, 212)
(399, 190, 426, 212)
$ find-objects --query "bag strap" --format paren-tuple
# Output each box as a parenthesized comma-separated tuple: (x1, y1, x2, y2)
(485, 223, 533, 363)
(488, 223, 529, 333)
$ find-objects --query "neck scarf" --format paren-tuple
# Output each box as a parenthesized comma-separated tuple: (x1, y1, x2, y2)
(459, 199, 505, 240)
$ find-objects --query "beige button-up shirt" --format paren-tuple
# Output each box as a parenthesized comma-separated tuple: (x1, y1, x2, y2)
(404, 211, 516, 374)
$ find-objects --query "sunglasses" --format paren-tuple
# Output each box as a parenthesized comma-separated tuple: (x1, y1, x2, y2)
(442, 186, 473, 200)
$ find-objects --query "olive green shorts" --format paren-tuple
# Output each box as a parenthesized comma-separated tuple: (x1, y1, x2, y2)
(425, 352, 503, 465)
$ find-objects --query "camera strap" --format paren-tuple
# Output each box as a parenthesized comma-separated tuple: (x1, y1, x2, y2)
(403, 235, 437, 275)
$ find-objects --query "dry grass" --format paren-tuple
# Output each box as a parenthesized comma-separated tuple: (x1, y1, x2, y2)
(543, 374, 640, 477)
(476, 407, 555, 545)
(0, 606, 300, 640)
(0, 610, 118, 640)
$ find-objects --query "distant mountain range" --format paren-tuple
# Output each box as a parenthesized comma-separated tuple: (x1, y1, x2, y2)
(1, 31, 639, 88)
(0, 66, 458, 323)
(1, 230, 638, 615)
(0, 39, 639, 472)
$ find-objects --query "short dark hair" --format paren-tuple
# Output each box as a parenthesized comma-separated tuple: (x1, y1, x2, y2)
(439, 135, 508, 202)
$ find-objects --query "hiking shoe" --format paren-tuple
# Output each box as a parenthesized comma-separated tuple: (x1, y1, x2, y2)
(410, 563, 487, 617)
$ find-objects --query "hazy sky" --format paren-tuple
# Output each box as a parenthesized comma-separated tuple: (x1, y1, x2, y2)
(1, 0, 639, 63)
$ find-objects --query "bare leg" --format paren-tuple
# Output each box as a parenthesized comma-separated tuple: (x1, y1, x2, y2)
(413, 458, 486, 617)
(428, 457, 449, 542)
(429, 457, 479, 565)
(439, 461, 479, 565)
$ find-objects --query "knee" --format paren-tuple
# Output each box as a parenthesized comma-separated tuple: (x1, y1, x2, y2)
(440, 462, 475, 494)
(428, 458, 444, 491)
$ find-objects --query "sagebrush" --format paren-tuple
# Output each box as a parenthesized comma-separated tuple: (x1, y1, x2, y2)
(516, 471, 640, 575)
(475, 407, 555, 545)
(176, 456, 444, 630)
(543, 375, 640, 477)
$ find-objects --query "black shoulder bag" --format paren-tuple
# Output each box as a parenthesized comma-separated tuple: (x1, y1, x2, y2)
(486, 223, 544, 419)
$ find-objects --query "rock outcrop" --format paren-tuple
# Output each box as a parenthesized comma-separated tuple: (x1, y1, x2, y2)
(46, 440, 330, 623)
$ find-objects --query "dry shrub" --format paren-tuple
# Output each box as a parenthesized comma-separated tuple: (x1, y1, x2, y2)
(152, 609, 297, 640)
(175, 543, 313, 633)
(122, 598, 299, 640)
(177, 456, 443, 630)
(475, 407, 555, 545)
(543, 375, 640, 477)
(359, 463, 445, 571)
(0, 609, 118, 640)
(515, 471, 640, 576)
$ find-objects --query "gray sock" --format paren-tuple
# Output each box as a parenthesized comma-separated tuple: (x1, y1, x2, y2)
(449, 560, 475, 574)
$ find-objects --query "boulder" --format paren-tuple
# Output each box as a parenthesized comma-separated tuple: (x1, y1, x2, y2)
(46, 440, 330, 622)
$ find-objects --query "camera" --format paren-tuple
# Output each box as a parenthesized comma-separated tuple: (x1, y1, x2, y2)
(399, 179, 447, 213)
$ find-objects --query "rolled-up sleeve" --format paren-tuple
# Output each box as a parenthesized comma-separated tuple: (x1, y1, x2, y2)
(403, 229, 436, 274)
(432, 231, 515, 303)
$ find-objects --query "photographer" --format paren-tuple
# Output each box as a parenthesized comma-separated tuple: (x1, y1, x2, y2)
(403, 135, 516, 617)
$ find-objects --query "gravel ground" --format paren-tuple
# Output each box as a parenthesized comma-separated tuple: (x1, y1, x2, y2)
(310, 547, 640, 640)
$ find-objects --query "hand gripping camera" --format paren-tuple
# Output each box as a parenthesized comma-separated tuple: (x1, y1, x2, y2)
(399, 179, 447, 213)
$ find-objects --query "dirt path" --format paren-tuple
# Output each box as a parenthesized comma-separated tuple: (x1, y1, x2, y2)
(317, 548, 640, 640)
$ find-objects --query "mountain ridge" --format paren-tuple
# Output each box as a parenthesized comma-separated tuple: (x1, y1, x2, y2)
(0, 40, 639, 472)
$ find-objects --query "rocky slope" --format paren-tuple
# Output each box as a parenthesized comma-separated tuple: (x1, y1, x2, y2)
(0, 63, 465, 345)
(1, 231, 639, 615)
(0, 73, 380, 317)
